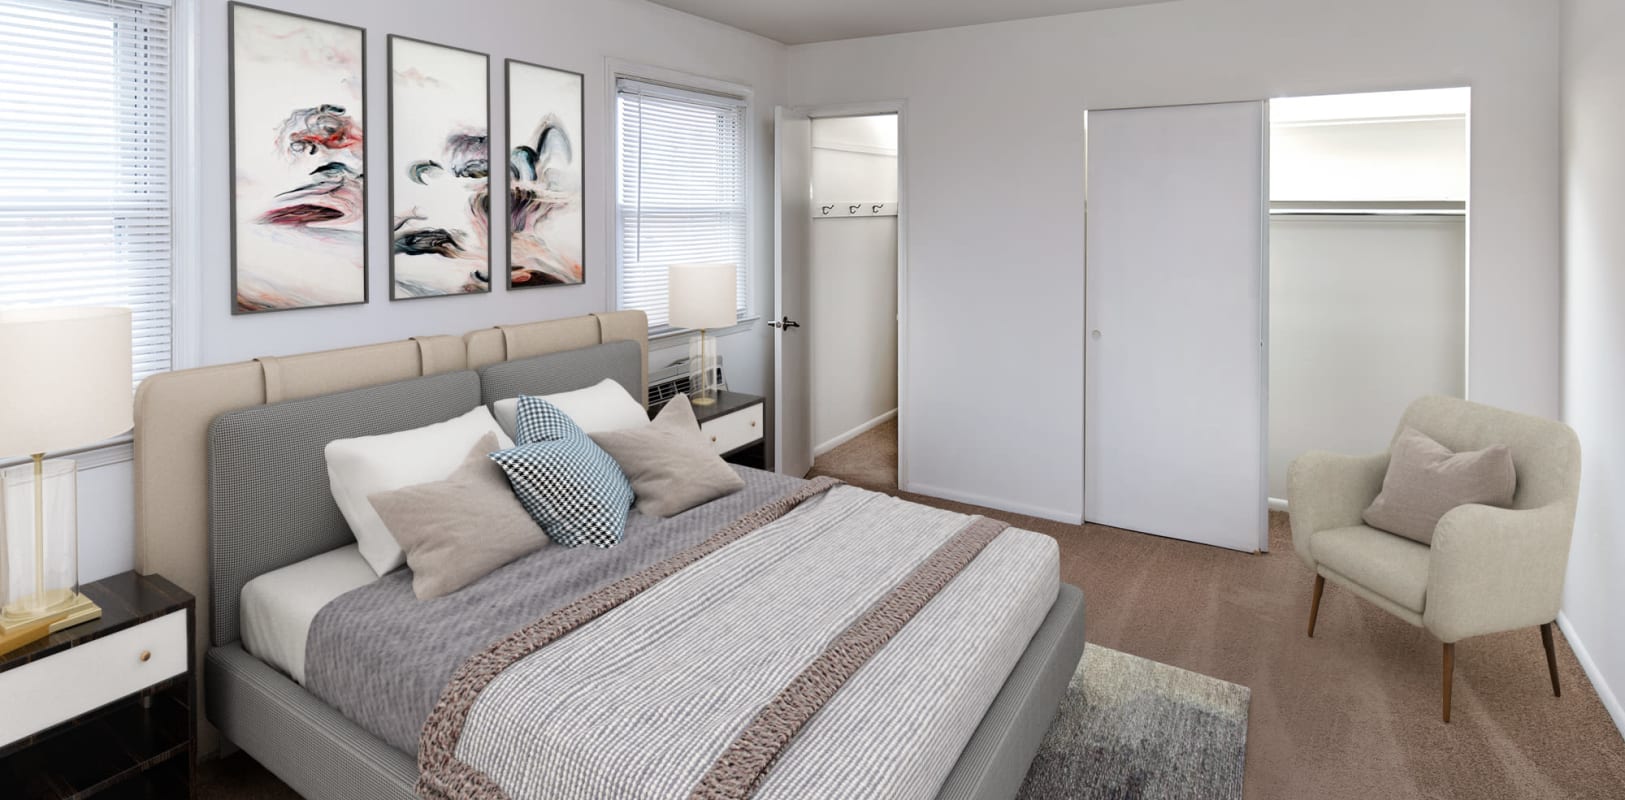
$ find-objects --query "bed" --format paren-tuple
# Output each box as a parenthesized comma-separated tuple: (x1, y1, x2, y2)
(131, 312, 1086, 799)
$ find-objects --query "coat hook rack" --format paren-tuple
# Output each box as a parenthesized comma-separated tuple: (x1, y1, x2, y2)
(811, 200, 899, 219)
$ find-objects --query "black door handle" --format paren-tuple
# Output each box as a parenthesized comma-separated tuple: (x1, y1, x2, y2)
(768, 316, 802, 330)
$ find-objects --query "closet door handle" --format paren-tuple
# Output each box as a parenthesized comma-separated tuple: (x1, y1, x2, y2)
(768, 317, 802, 331)
(1090, 330, 1102, 340)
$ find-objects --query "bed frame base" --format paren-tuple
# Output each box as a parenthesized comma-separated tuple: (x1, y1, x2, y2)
(207, 583, 1085, 800)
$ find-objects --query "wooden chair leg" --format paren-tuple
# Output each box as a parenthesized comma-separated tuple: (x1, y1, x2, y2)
(1307, 575, 1325, 638)
(1442, 642, 1454, 724)
(1541, 623, 1562, 698)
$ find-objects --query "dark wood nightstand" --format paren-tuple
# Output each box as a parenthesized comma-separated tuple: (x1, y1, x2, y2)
(656, 390, 767, 469)
(0, 572, 196, 799)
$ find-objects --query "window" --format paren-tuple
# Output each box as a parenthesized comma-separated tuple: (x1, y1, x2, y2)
(615, 77, 749, 331)
(0, 0, 174, 385)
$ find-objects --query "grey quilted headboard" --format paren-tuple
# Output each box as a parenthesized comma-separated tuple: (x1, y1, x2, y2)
(478, 339, 644, 409)
(206, 370, 482, 646)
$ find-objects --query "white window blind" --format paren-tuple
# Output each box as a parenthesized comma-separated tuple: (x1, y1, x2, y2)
(615, 77, 748, 331)
(0, 0, 173, 385)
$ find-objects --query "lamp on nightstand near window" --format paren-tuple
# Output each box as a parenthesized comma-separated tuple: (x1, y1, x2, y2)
(668, 263, 737, 406)
(0, 306, 132, 654)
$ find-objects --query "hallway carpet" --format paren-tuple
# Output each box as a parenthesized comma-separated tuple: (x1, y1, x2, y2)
(808, 419, 1625, 799)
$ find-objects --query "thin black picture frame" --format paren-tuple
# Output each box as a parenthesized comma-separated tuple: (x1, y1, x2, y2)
(386, 34, 493, 302)
(227, 1, 369, 315)
(504, 58, 587, 291)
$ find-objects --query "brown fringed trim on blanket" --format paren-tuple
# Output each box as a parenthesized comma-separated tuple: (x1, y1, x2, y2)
(688, 515, 1010, 800)
(417, 476, 845, 800)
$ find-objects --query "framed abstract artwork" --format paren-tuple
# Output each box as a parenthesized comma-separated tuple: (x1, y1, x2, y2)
(228, 3, 368, 314)
(388, 36, 491, 300)
(505, 59, 585, 289)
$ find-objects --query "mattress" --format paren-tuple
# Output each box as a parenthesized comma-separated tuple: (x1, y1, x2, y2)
(240, 543, 377, 684)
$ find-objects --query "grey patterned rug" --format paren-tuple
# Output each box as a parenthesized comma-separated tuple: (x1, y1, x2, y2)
(1017, 644, 1250, 800)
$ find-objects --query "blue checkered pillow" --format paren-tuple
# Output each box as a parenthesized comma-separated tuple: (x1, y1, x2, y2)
(489, 396, 633, 548)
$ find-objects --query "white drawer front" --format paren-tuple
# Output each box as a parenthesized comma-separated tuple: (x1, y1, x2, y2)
(0, 610, 186, 745)
(700, 403, 764, 455)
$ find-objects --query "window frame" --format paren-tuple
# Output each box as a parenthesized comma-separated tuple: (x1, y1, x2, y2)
(606, 59, 756, 339)
(0, 0, 197, 468)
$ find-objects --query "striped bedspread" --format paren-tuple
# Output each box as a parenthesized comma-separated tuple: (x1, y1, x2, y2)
(418, 482, 1059, 800)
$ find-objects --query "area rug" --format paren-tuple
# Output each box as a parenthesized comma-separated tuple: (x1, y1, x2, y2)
(1016, 644, 1250, 800)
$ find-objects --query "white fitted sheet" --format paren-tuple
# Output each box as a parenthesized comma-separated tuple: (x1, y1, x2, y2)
(240, 544, 377, 685)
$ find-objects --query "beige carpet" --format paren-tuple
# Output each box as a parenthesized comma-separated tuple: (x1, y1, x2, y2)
(810, 418, 1625, 800)
(202, 418, 1625, 798)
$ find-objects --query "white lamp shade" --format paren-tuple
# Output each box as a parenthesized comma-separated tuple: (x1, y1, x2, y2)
(667, 263, 737, 330)
(0, 306, 133, 457)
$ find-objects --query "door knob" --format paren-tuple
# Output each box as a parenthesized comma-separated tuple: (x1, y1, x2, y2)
(768, 317, 802, 330)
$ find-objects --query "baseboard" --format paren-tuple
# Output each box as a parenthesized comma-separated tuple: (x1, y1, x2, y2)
(1268, 497, 1289, 512)
(1557, 610, 1625, 739)
(814, 408, 897, 457)
(903, 481, 1084, 525)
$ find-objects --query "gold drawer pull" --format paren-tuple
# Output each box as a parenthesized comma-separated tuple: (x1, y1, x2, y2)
(139, 650, 152, 663)
(749, 420, 756, 428)
(711, 435, 718, 443)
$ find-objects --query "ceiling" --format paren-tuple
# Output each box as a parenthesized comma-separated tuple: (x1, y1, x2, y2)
(645, 0, 1177, 45)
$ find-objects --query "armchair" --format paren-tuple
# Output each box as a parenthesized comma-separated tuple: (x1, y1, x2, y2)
(1288, 396, 1581, 722)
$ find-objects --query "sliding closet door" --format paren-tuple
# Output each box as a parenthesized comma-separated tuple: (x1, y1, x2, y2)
(1083, 101, 1267, 552)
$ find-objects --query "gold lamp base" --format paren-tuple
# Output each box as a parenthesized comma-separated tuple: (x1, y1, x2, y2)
(689, 327, 718, 406)
(0, 591, 102, 637)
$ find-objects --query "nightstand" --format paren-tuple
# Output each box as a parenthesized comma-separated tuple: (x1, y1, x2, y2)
(659, 390, 766, 469)
(0, 572, 196, 799)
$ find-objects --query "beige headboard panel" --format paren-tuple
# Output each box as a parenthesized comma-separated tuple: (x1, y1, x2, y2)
(132, 310, 646, 747)
(464, 310, 649, 404)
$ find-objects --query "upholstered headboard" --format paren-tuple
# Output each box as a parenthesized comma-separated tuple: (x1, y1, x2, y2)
(479, 340, 644, 408)
(207, 371, 481, 647)
(132, 310, 647, 743)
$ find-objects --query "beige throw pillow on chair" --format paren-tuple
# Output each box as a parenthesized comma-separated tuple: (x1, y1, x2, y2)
(1362, 426, 1516, 545)
(590, 394, 746, 518)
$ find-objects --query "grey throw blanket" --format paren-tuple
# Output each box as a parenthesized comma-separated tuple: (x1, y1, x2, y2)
(421, 484, 1058, 800)
(304, 467, 805, 754)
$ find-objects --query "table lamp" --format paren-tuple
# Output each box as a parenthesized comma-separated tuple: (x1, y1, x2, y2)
(667, 263, 736, 406)
(0, 306, 132, 654)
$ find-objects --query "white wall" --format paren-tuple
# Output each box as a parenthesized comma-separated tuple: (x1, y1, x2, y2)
(79, 0, 788, 582)
(1559, 0, 1625, 738)
(810, 115, 898, 453)
(789, 0, 1562, 522)
(1268, 218, 1466, 500)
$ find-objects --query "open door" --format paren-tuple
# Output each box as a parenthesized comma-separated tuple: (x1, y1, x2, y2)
(774, 106, 813, 476)
(1083, 101, 1268, 552)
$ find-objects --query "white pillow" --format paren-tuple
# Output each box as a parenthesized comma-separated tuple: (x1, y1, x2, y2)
(491, 378, 648, 439)
(324, 406, 515, 576)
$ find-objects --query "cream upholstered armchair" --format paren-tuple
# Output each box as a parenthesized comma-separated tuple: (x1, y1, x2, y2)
(1288, 396, 1581, 723)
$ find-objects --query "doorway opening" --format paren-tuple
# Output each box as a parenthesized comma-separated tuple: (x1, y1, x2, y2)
(802, 112, 902, 491)
(1267, 87, 1470, 508)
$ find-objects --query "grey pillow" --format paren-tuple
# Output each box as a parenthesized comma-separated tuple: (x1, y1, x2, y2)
(589, 394, 746, 518)
(1362, 426, 1516, 545)
(368, 432, 547, 599)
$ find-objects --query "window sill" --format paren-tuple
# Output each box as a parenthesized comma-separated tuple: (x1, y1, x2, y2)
(649, 316, 761, 349)
(0, 433, 134, 472)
